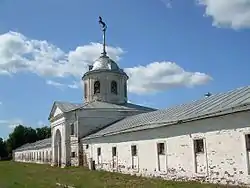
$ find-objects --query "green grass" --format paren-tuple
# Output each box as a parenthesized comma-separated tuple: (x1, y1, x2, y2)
(0, 161, 239, 188)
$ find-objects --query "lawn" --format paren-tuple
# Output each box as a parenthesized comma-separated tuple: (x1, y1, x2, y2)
(0, 161, 238, 188)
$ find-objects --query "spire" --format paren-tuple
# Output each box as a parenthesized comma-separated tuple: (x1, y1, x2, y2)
(98, 16, 107, 56)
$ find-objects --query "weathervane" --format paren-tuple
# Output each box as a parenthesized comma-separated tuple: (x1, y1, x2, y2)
(98, 16, 107, 56)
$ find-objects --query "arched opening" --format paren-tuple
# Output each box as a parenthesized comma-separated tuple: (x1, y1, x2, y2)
(54, 129, 62, 167)
(111, 81, 118, 95)
(94, 81, 100, 94)
(46, 151, 48, 162)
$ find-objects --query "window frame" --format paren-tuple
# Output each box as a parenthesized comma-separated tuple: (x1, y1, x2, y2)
(111, 80, 118, 95)
(70, 124, 75, 136)
(71, 152, 76, 158)
(194, 138, 205, 154)
(94, 81, 100, 94)
(131, 145, 137, 156)
(97, 147, 101, 156)
(112, 146, 117, 157)
(245, 134, 250, 151)
(157, 142, 165, 155)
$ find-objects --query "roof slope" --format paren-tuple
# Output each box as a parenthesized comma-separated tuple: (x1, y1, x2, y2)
(53, 100, 155, 113)
(83, 86, 250, 140)
(14, 138, 51, 152)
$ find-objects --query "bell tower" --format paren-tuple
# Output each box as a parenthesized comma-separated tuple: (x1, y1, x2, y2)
(82, 17, 129, 104)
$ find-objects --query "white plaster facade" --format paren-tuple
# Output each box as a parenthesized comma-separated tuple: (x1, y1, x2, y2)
(82, 110, 250, 186)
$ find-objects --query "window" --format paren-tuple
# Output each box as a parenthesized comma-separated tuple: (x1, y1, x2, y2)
(112, 147, 117, 156)
(70, 124, 74, 135)
(97, 148, 101, 156)
(245, 134, 250, 151)
(71, 152, 76, 158)
(84, 83, 87, 99)
(157, 143, 165, 155)
(131, 145, 137, 156)
(111, 81, 118, 94)
(194, 139, 204, 154)
(124, 83, 127, 98)
(94, 81, 100, 94)
(86, 144, 89, 149)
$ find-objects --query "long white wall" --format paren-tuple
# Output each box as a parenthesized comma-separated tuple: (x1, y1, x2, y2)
(14, 147, 52, 164)
(83, 110, 250, 186)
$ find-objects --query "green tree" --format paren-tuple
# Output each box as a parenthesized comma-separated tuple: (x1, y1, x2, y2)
(3, 125, 51, 158)
(36, 126, 51, 140)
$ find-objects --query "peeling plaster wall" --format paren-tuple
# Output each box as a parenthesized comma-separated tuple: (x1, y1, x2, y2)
(83, 111, 250, 186)
(70, 136, 79, 166)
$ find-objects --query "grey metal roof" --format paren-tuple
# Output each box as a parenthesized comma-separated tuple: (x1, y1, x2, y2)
(55, 101, 83, 112)
(14, 138, 51, 152)
(80, 101, 156, 111)
(83, 86, 250, 140)
(54, 100, 155, 113)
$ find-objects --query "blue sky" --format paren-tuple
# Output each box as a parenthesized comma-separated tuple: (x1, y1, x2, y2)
(0, 0, 250, 139)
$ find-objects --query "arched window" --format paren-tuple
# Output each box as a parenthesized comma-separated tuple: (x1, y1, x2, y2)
(84, 83, 87, 99)
(94, 81, 100, 94)
(111, 81, 118, 94)
(124, 83, 127, 98)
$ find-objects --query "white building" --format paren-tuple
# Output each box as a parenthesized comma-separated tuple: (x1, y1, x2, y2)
(13, 18, 250, 187)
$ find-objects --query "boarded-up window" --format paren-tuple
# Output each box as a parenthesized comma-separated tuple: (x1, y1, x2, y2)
(131, 145, 137, 156)
(157, 143, 165, 155)
(194, 139, 204, 153)
(245, 134, 250, 151)
(112, 147, 117, 156)
(97, 148, 101, 156)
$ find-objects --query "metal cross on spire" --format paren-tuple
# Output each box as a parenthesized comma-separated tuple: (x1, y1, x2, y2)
(98, 16, 107, 56)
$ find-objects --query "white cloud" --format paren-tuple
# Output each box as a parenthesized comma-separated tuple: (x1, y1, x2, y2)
(197, 0, 250, 29)
(46, 80, 79, 90)
(125, 61, 212, 94)
(0, 119, 23, 129)
(160, 0, 172, 8)
(0, 31, 211, 95)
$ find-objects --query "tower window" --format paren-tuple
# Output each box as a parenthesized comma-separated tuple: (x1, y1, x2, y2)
(124, 83, 127, 98)
(111, 81, 118, 94)
(84, 83, 87, 99)
(94, 81, 100, 94)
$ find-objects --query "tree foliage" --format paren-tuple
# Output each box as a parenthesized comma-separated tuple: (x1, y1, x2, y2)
(0, 125, 51, 159)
